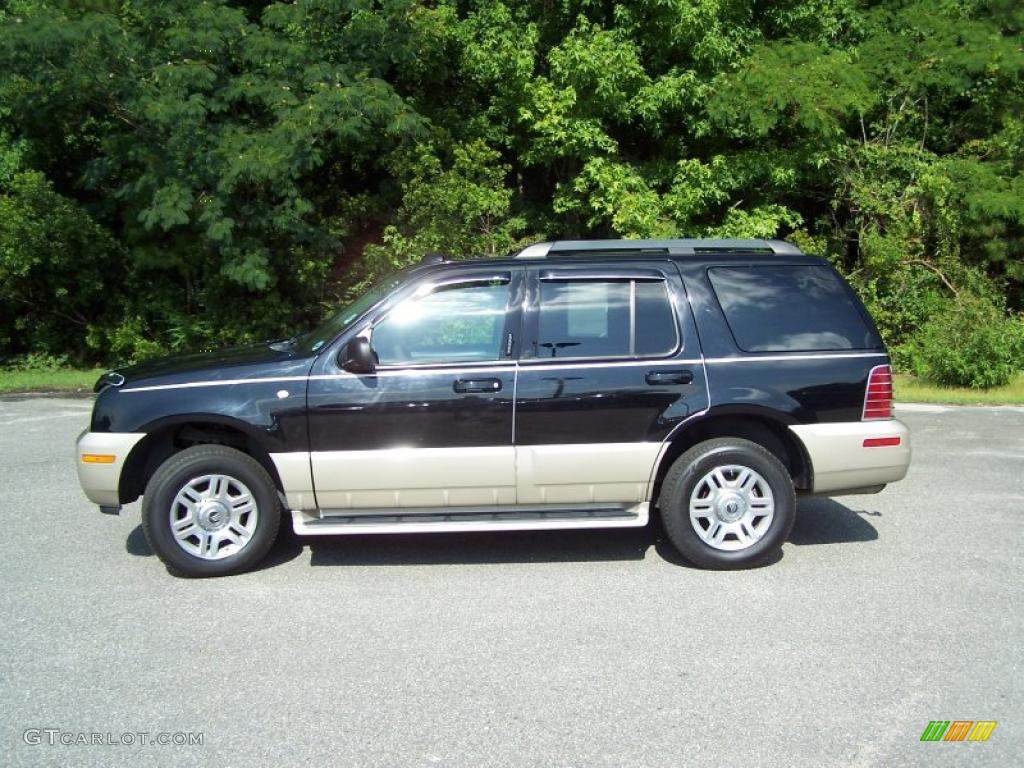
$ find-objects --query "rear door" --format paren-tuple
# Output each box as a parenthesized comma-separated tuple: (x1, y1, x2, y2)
(513, 262, 709, 504)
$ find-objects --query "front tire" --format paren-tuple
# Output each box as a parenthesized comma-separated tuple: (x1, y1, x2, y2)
(659, 438, 796, 569)
(142, 445, 281, 578)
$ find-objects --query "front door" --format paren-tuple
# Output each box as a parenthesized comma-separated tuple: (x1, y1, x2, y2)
(307, 269, 521, 510)
(514, 262, 709, 504)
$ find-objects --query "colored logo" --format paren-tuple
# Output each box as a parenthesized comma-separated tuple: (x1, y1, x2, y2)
(920, 721, 997, 742)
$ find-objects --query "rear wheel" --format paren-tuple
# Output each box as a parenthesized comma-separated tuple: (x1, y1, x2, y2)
(659, 437, 795, 569)
(142, 445, 281, 578)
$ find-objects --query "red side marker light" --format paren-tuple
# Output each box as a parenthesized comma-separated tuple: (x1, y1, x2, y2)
(863, 436, 901, 448)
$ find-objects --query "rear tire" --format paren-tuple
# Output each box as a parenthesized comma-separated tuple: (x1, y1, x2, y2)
(659, 437, 795, 569)
(142, 445, 281, 578)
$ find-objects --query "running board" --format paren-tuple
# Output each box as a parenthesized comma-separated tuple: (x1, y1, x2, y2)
(291, 503, 649, 536)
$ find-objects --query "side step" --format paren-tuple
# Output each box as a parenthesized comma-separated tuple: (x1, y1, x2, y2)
(292, 503, 649, 536)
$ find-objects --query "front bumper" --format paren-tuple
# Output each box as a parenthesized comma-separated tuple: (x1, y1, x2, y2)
(789, 419, 911, 495)
(75, 431, 147, 507)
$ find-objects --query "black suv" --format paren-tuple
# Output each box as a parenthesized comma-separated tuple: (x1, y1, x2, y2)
(77, 238, 910, 577)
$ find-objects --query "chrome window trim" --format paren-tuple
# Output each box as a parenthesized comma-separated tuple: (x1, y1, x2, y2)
(704, 352, 888, 364)
(531, 270, 682, 363)
(518, 357, 703, 371)
(349, 361, 517, 375)
(411, 273, 511, 294)
(538, 269, 668, 282)
(363, 272, 514, 369)
(628, 279, 636, 356)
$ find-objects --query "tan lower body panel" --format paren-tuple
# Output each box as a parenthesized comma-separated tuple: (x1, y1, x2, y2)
(789, 420, 911, 494)
(515, 442, 662, 504)
(308, 446, 516, 509)
(76, 431, 147, 507)
(269, 452, 317, 510)
(297, 442, 662, 510)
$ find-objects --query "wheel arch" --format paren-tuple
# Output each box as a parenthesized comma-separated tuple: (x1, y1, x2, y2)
(650, 407, 812, 505)
(118, 415, 285, 505)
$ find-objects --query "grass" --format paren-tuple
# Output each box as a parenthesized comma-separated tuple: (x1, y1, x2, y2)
(894, 372, 1024, 406)
(0, 367, 104, 394)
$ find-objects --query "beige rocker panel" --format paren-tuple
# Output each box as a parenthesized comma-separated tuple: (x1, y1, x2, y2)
(306, 446, 516, 509)
(515, 442, 663, 504)
(286, 442, 664, 510)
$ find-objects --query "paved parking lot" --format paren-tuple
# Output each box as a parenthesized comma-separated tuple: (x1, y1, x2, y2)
(0, 396, 1020, 767)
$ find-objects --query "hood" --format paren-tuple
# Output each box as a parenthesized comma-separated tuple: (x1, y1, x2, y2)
(107, 342, 318, 390)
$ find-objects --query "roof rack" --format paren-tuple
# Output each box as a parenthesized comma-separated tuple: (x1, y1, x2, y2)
(419, 252, 449, 265)
(513, 238, 804, 259)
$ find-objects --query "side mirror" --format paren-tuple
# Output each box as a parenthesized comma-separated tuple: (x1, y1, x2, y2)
(341, 337, 376, 374)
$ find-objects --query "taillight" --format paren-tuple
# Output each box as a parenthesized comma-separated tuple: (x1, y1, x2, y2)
(863, 364, 893, 420)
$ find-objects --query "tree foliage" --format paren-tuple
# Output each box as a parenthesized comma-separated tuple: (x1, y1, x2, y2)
(1, 0, 1022, 385)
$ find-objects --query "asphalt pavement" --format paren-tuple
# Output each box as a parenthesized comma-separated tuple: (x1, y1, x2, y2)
(0, 396, 1021, 767)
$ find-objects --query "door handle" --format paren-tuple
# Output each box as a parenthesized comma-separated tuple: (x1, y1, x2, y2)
(453, 378, 502, 393)
(645, 370, 693, 386)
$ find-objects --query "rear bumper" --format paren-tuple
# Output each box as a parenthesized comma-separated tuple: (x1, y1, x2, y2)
(789, 420, 911, 495)
(75, 431, 146, 507)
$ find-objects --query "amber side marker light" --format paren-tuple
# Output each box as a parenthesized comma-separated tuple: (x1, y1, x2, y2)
(81, 454, 116, 464)
(862, 437, 901, 448)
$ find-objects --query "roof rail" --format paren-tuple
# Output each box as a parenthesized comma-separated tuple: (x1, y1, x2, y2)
(513, 238, 803, 258)
(514, 242, 553, 259)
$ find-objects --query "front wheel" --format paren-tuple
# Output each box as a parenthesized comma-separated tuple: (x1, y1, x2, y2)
(659, 438, 796, 569)
(142, 445, 281, 578)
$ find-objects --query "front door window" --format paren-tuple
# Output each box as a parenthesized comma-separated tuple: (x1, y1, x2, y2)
(371, 278, 511, 366)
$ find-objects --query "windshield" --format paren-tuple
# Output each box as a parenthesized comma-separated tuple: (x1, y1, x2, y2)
(295, 273, 405, 353)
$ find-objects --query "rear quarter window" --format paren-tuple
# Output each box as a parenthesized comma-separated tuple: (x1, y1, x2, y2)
(708, 266, 878, 352)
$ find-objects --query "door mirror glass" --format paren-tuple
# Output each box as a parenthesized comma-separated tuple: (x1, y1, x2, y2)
(341, 337, 376, 374)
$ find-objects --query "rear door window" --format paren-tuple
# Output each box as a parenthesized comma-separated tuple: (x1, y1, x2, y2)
(708, 266, 877, 352)
(535, 276, 677, 359)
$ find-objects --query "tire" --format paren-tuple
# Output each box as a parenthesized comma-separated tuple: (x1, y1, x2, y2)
(142, 445, 281, 578)
(659, 437, 796, 570)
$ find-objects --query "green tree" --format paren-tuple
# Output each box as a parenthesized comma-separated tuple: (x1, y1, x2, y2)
(365, 140, 527, 271)
(0, 0, 1021, 385)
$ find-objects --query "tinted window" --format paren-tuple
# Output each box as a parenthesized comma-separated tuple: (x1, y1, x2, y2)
(536, 278, 677, 358)
(371, 278, 510, 365)
(708, 266, 876, 352)
(635, 280, 678, 355)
